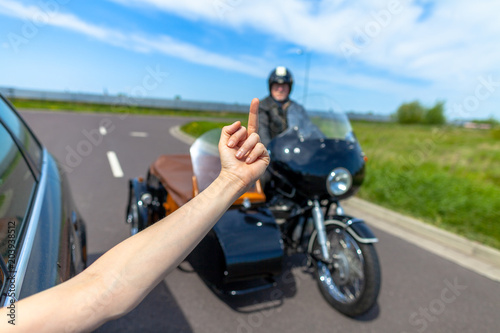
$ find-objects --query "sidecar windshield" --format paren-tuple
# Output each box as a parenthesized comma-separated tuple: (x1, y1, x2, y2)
(190, 129, 221, 193)
(190, 128, 265, 202)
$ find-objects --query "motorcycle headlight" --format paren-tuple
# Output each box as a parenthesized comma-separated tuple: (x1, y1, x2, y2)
(326, 168, 352, 196)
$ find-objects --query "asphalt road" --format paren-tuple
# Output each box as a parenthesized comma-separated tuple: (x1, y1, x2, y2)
(20, 110, 500, 333)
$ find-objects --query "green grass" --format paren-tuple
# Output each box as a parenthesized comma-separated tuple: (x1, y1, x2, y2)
(351, 121, 500, 249)
(180, 121, 238, 138)
(11, 98, 247, 120)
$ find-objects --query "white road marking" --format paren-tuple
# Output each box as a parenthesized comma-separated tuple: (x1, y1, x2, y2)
(107, 151, 124, 178)
(130, 131, 148, 137)
(99, 126, 107, 135)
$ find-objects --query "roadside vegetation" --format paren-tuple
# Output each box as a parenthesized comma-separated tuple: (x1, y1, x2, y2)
(352, 121, 500, 250)
(11, 98, 246, 120)
(180, 121, 233, 138)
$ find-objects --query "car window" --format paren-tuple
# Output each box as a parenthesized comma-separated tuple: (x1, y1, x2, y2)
(0, 97, 42, 171)
(0, 123, 37, 286)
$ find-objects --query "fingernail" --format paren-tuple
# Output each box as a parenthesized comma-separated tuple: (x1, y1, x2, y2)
(236, 150, 243, 158)
(228, 140, 235, 148)
(246, 157, 252, 163)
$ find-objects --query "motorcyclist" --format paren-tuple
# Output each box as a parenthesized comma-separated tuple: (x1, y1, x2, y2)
(258, 66, 311, 196)
(258, 66, 309, 147)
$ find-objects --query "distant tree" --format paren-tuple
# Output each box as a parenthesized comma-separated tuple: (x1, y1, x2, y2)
(472, 116, 499, 126)
(425, 101, 446, 125)
(396, 100, 425, 124)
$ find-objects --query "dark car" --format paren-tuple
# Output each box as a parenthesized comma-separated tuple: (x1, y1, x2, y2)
(0, 93, 87, 306)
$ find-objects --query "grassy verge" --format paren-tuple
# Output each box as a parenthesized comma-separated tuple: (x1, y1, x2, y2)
(352, 121, 500, 249)
(11, 98, 247, 120)
(180, 121, 233, 138)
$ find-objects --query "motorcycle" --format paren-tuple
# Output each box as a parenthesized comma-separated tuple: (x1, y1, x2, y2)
(126, 104, 381, 317)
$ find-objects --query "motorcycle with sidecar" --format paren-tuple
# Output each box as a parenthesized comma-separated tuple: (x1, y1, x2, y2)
(126, 105, 381, 317)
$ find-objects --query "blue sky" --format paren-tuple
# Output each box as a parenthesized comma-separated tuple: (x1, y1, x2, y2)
(1, 0, 499, 120)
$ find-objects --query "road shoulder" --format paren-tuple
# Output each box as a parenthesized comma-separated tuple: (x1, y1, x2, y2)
(343, 197, 500, 282)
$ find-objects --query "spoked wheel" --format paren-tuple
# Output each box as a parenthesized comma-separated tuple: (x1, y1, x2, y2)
(310, 222, 381, 317)
(126, 188, 140, 236)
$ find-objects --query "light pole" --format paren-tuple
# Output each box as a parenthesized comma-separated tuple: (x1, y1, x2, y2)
(296, 49, 311, 107)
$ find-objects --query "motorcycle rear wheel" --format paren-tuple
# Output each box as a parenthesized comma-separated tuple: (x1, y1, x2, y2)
(310, 222, 380, 317)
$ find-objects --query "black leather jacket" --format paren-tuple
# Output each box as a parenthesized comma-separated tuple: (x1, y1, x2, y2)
(258, 96, 307, 147)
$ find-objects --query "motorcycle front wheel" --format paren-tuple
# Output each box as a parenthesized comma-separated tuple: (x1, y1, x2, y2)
(126, 187, 140, 236)
(309, 222, 381, 317)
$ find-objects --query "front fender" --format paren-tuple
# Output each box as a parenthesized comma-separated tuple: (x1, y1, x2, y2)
(326, 215, 378, 244)
(307, 215, 378, 256)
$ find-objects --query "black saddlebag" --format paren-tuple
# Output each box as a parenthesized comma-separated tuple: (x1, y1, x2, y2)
(187, 207, 284, 294)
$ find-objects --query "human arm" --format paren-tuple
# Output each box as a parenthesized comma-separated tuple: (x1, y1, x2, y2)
(0, 98, 268, 333)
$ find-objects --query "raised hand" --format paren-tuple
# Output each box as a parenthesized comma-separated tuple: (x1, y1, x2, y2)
(218, 98, 269, 192)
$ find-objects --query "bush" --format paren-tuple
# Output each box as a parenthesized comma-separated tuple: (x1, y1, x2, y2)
(425, 101, 446, 125)
(394, 100, 447, 125)
(472, 117, 499, 126)
(396, 101, 425, 124)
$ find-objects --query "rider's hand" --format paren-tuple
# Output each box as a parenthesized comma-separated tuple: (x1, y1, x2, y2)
(218, 98, 269, 193)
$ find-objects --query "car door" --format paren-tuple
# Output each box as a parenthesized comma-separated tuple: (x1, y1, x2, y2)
(0, 95, 84, 306)
(0, 101, 39, 304)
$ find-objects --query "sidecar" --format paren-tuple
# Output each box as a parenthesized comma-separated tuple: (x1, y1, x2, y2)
(126, 129, 284, 295)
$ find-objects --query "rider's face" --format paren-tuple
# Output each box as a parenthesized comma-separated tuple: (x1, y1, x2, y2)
(271, 83, 290, 102)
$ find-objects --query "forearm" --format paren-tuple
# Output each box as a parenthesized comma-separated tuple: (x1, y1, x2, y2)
(86, 172, 245, 314)
(0, 105, 268, 332)
(2, 173, 243, 333)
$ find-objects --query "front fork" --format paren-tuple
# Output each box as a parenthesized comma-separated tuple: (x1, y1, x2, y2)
(311, 200, 331, 261)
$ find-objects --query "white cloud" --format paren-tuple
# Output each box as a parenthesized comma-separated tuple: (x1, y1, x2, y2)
(5, 0, 499, 88)
(0, 0, 268, 77)
(0, 0, 126, 42)
(129, 34, 262, 76)
(109, 0, 500, 87)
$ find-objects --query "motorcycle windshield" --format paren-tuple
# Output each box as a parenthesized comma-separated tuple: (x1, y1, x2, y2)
(283, 103, 354, 142)
(268, 103, 365, 199)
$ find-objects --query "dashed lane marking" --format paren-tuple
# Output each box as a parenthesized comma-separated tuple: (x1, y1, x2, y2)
(107, 151, 124, 178)
(130, 131, 148, 137)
